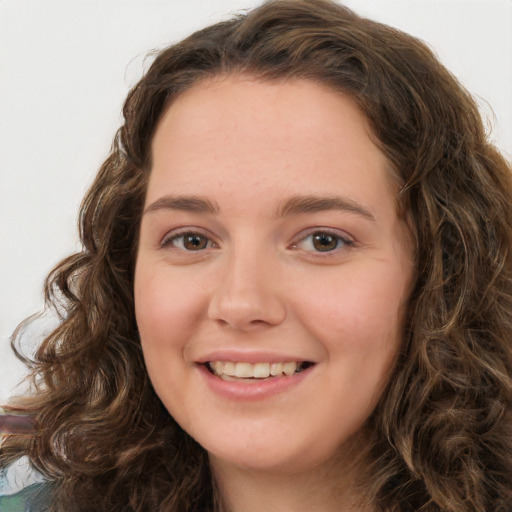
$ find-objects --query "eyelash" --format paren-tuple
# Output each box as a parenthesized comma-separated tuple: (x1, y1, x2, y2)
(289, 229, 355, 256)
(160, 228, 354, 256)
(161, 229, 217, 251)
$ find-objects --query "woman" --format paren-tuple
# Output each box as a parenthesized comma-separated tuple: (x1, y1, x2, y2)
(1, 0, 511, 510)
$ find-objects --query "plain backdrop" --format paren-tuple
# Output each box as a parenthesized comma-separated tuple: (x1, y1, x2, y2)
(1, 0, 511, 403)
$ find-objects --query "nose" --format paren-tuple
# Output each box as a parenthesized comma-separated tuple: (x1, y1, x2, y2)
(207, 247, 287, 331)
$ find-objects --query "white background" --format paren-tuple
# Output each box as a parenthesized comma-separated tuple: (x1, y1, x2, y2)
(1, 0, 511, 402)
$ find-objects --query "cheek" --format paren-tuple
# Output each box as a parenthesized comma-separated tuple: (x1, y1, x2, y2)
(296, 265, 407, 351)
(134, 265, 211, 415)
(134, 265, 207, 354)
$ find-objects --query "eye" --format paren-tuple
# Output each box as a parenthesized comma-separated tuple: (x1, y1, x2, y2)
(162, 232, 216, 251)
(293, 230, 353, 253)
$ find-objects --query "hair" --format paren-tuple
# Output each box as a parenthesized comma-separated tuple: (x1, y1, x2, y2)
(2, 1, 512, 510)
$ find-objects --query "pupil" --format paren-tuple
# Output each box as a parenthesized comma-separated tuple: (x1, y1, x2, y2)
(313, 233, 337, 252)
(184, 235, 207, 250)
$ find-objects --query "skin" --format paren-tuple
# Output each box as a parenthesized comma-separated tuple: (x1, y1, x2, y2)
(134, 75, 413, 511)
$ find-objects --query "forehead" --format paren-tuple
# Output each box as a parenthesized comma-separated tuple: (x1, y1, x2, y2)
(154, 74, 373, 145)
(145, 75, 402, 229)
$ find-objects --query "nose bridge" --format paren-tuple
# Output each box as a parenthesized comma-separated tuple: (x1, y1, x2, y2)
(208, 241, 286, 329)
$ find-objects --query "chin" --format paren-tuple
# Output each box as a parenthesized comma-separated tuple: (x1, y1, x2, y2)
(204, 433, 346, 476)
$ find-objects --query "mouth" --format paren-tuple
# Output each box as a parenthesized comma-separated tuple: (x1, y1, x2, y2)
(205, 361, 314, 381)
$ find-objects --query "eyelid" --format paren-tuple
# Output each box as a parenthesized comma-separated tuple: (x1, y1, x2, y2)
(289, 227, 355, 253)
(158, 226, 355, 254)
(160, 226, 218, 249)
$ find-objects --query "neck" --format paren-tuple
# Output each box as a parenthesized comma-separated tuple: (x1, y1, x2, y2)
(210, 448, 372, 512)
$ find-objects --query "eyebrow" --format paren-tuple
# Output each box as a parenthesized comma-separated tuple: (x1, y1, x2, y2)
(143, 193, 375, 221)
(276, 195, 376, 221)
(143, 195, 220, 215)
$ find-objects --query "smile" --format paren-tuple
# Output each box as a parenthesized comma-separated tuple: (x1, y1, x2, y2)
(207, 361, 313, 380)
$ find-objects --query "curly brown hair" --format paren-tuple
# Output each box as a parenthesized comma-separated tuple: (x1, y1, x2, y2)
(2, 1, 512, 510)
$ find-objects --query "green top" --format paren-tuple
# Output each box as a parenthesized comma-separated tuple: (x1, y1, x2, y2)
(0, 482, 52, 512)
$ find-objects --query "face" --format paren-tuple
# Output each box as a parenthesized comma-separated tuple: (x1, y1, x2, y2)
(135, 75, 413, 475)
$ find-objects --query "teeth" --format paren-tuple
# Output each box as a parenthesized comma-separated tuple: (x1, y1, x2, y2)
(224, 361, 235, 375)
(210, 361, 224, 375)
(235, 362, 253, 378)
(253, 363, 270, 378)
(209, 361, 304, 379)
(283, 362, 297, 376)
(270, 362, 282, 376)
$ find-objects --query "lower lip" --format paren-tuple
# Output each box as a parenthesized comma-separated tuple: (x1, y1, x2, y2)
(196, 364, 313, 402)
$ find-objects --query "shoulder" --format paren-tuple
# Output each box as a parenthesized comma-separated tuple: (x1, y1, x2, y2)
(0, 482, 53, 512)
